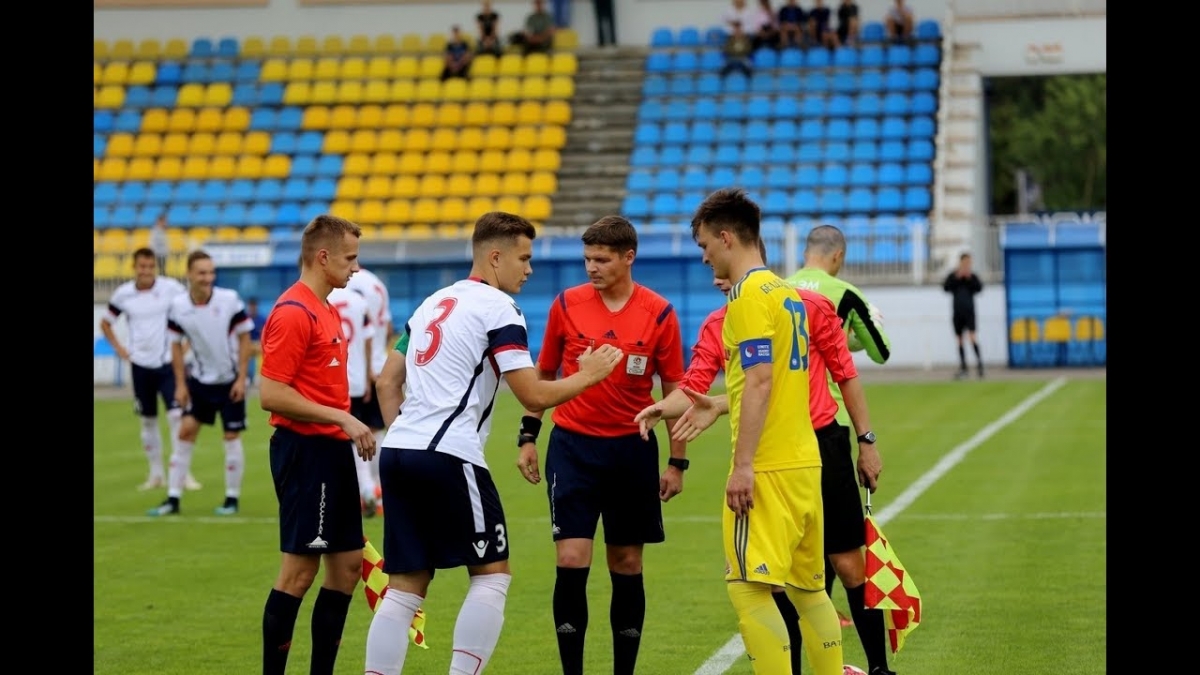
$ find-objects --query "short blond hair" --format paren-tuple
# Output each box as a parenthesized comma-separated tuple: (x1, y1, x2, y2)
(300, 215, 362, 267)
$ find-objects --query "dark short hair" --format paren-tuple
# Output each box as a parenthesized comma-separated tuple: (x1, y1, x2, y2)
(472, 211, 537, 249)
(690, 188, 761, 245)
(582, 215, 638, 253)
(186, 249, 213, 270)
(300, 215, 362, 267)
(133, 247, 156, 261)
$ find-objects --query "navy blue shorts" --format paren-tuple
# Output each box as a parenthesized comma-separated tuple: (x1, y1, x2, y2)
(816, 423, 866, 555)
(269, 427, 364, 555)
(379, 448, 509, 575)
(131, 363, 178, 418)
(184, 378, 247, 432)
(350, 384, 385, 430)
(544, 425, 665, 545)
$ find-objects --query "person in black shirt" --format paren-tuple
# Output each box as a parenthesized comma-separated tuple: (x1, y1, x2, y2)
(441, 25, 474, 81)
(836, 0, 860, 46)
(777, 0, 807, 47)
(808, 0, 838, 48)
(943, 253, 984, 378)
(476, 0, 502, 56)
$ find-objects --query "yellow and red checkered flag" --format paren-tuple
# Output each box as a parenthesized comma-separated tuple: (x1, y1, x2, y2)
(362, 537, 428, 649)
(863, 498, 922, 654)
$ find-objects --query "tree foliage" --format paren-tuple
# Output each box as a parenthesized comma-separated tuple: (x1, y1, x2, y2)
(987, 74, 1106, 213)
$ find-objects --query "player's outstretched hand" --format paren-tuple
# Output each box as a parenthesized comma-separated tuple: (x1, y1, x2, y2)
(670, 387, 721, 442)
(342, 414, 376, 460)
(517, 442, 541, 485)
(577, 344, 623, 385)
(633, 403, 664, 440)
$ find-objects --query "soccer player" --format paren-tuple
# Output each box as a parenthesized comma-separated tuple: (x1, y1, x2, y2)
(100, 247, 201, 492)
(148, 250, 255, 517)
(943, 252, 984, 379)
(633, 188, 845, 674)
(362, 212, 623, 675)
(258, 215, 377, 675)
(346, 265, 394, 488)
(515, 215, 687, 675)
(786, 224, 895, 675)
(328, 284, 379, 516)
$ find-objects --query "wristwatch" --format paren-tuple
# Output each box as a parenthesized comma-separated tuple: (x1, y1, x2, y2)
(667, 457, 690, 471)
(857, 431, 877, 445)
(517, 433, 537, 447)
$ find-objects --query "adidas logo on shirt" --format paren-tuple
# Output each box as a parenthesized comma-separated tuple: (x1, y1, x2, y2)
(603, 329, 617, 339)
(754, 563, 769, 575)
(328, 357, 340, 367)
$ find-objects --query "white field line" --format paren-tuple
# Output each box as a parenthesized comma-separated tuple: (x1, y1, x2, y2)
(692, 376, 1069, 675)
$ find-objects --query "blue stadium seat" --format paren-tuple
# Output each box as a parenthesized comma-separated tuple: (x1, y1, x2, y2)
(110, 206, 137, 229)
(646, 52, 672, 73)
(886, 45, 913, 67)
(832, 72, 857, 94)
(235, 61, 261, 82)
(642, 75, 668, 97)
(913, 68, 939, 91)
(119, 181, 147, 204)
(248, 202, 277, 225)
(638, 101, 664, 121)
(885, 69, 912, 91)
(806, 48, 830, 68)
(210, 61, 235, 83)
(800, 96, 825, 118)
(716, 120, 743, 141)
(902, 187, 931, 212)
(852, 118, 879, 141)
(765, 166, 794, 189)
(247, 82, 275, 107)
(745, 95, 772, 119)
(167, 204, 196, 227)
(94, 183, 118, 206)
(634, 122, 660, 145)
(302, 200, 329, 224)
(795, 166, 819, 189)
(779, 48, 803, 68)
(315, 155, 343, 177)
(94, 111, 114, 133)
(677, 26, 703, 47)
(828, 95, 854, 117)
(655, 169, 680, 191)
(882, 93, 910, 116)
(820, 164, 848, 188)
(825, 142, 850, 163)
(650, 193, 680, 218)
(662, 122, 688, 145)
(622, 194, 650, 218)
(907, 139, 934, 162)
(829, 119, 853, 144)
(681, 168, 708, 191)
(157, 62, 182, 86)
(870, 239, 899, 263)
(846, 188, 874, 213)
(194, 204, 221, 227)
(271, 132, 297, 155)
(777, 71, 801, 91)
(914, 43, 940, 67)
(873, 215, 907, 237)
(627, 170, 653, 192)
(875, 187, 902, 212)
(880, 140, 906, 162)
(763, 190, 790, 216)
(799, 119, 823, 142)
(702, 26, 725, 47)
(220, 202, 248, 226)
(858, 70, 884, 92)
(249, 108, 278, 131)
(803, 71, 829, 92)
(631, 146, 657, 168)
(744, 120, 771, 143)
(150, 86, 178, 108)
(798, 143, 822, 164)
(194, 180, 222, 203)
(878, 163, 904, 186)
(94, 206, 111, 228)
(752, 49, 778, 69)
(849, 163, 877, 187)
(124, 85, 151, 108)
(255, 179, 283, 202)
(685, 144, 712, 165)
(696, 73, 722, 95)
(851, 140, 878, 163)
(183, 61, 210, 84)
(168, 180, 197, 203)
(669, 74, 695, 96)
(94, 134, 107, 158)
(725, 73, 750, 93)
(698, 50, 724, 70)
(281, 177, 309, 202)
(855, 93, 882, 117)
(145, 181, 173, 204)
(275, 201, 303, 227)
(296, 131, 323, 155)
(678, 192, 702, 215)
(833, 47, 858, 68)
(232, 84, 258, 107)
(190, 38, 215, 58)
(860, 45, 884, 68)
(767, 96, 796, 119)
(691, 121, 718, 144)
(708, 166, 736, 189)
(905, 162, 932, 185)
(862, 22, 885, 41)
(911, 91, 937, 115)
(916, 20, 942, 40)
(770, 119, 798, 143)
(310, 178, 337, 201)
(880, 116, 908, 140)
(793, 190, 818, 214)
(773, 143, 796, 164)
(818, 190, 845, 215)
(277, 107, 303, 131)
(650, 27, 673, 47)
(692, 99, 718, 120)
(291, 154, 318, 177)
(217, 37, 239, 59)
(228, 179, 255, 202)
(909, 116, 935, 137)
(707, 144, 734, 166)
(736, 166, 765, 189)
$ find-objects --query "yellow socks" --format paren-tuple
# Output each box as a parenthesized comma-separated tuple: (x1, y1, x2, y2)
(786, 586, 844, 675)
(727, 582, 791, 674)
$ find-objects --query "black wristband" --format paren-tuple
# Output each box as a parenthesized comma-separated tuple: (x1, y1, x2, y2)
(519, 415, 542, 440)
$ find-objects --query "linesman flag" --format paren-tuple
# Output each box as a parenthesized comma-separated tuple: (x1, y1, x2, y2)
(863, 498, 922, 654)
(362, 536, 428, 649)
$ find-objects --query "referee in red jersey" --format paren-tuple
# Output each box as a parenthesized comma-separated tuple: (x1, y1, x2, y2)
(257, 215, 377, 675)
(517, 216, 687, 675)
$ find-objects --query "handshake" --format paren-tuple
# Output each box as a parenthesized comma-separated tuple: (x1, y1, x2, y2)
(632, 387, 728, 443)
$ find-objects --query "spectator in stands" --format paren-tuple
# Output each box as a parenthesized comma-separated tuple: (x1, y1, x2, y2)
(551, 0, 571, 28)
(885, 0, 915, 43)
(752, 0, 781, 50)
(593, 0, 618, 46)
(777, 0, 808, 48)
(720, 20, 755, 78)
(722, 0, 760, 42)
(150, 214, 169, 273)
(836, 0, 861, 46)
(510, 0, 556, 55)
(476, 0, 503, 57)
(441, 25, 474, 81)
(808, 0, 839, 48)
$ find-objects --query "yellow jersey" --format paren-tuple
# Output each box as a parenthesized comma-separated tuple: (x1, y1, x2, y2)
(722, 267, 820, 472)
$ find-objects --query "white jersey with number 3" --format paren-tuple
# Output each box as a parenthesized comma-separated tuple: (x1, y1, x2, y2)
(328, 287, 373, 398)
(346, 268, 392, 378)
(381, 278, 534, 469)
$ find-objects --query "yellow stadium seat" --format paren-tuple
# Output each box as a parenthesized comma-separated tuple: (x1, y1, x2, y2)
(340, 57, 367, 80)
(392, 175, 420, 198)
(358, 105, 384, 129)
(445, 174, 474, 198)
(101, 61, 129, 86)
(358, 224, 382, 241)
(163, 253, 187, 278)
(497, 54, 523, 77)
(383, 104, 409, 127)
(370, 152, 398, 175)
(494, 195, 522, 214)
(128, 61, 157, 86)
(132, 133, 162, 157)
(491, 101, 517, 126)
(530, 171, 558, 195)
(533, 149, 561, 172)
(397, 152, 424, 175)
(204, 83, 233, 107)
(348, 35, 371, 55)
(373, 34, 399, 54)
(287, 59, 314, 81)
(1009, 317, 1038, 343)
(111, 39, 135, 60)
(407, 103, 436, 128)
(224, 107, 251, 131)
(417, 55, 443, 79)
(94, 62, 102, 86)
(98, 230, 128, 254)
(399, 34, 423, 54)
(524, 194, 552, 220)
(402, 128, 430, 153)
(162, 38, 188, 60)
(502, 172, 529, 196)
(484, 127, 512, 150)
(507, 148, 533, 172)
(314, 57, 340, 80)
(462, 102, 490, 126)
(378, 128, 404, 153)
(521, 77, 548, 99)
(516, 101, 543, 125)
(343, 153, 371, 176)
(393, 56, 419, 79)
(418, 174, 447, 197)
(98, 157, 126, 182)
(335, 81, 364, 105)
(548, 76, 575, 99)
(439, 198, 468, 223)
(363, 80, 390, 104)
(550, 52, 578, 76)
(525, 53, 550, 76)
(1075, 316, 1104, 341)
(467, 196, 494, 218)
(358, 200, 385, 225)
(310, 81, 337, 105)
(1043, 316, 1071, 343)
(302, 105, 331, 130)
(385, 199, 411, 223)
(296, 35, 319, 57)
(243, 226, 270, 242)
(161, 133, 189, 156)
(244, 131, 271, 155)
(388, 79, 416, 103)
(260, 58, 288, 82)
(349, 130, 378, 154)
(105, 133, 134, 157)
(367, 56, 393, 80)
(241, 36, 266, 59)
(284, 81, 312, 106)
(188, 132, 217, 155)
(377, 223, 405, 239)
(337, 176, 365, 200)
(451, 150, 479, 174)
(441, 78, 468, 101)
(96, 85, 125, 109)
(177, 83, 205, 107)
(94, 39, 110, 61)
(478, 150, 506, 174)
(429, 128, 458, 152)
(154, 156, 183, 181)
(139, 108, 168, 133)
(471, 54, 497, 78)
(467, 77, 494, 101)
(268, 35, 293, 57)
(214, 226, 241, 242)
(195, 108, 224, 133)
(364, 176, 392, 200)
(181, 156, 210, 180)
(130, 228, 152, 248)
(457, 127, 485, 152)
(511, 126, 538, 150)
(426, 33, 447, 53)
(126, 157, 156, 181)
(544, 100, 572, 125)
(413, 79, 441, 102)
(554, 28, 579, 50)
(322, 35, 347, 57)
(187, 228, 214, 246)
(94, 254, 122, 280)
(215, 132, 243, 156)
(166, 229, 188, 253)
(403, 223, 432, 239)
(207, 155, 235, 180)
(328, 105, 357, 130)
(329, 200, 358, 221)
(436, 222, 462, 238)
(474, 172, 502, 197)
(94, 158, 100, 181)
(323, 130, 351, 154)
(412, 198, 439, 223)
(263, 155, 291, 179)
(424, 151, 452, 175)
(236, 154, 265, 179)
(538, 125, 567, 149)
(494, 77, 521, 100)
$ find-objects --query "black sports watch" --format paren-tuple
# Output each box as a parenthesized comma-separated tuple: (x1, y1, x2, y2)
(667, 457, 690, 471)
(517, 433, 537, 447)
(857, 431, 877, 445)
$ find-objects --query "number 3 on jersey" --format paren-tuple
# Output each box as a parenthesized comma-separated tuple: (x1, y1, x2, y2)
(415, 297, 457, 366)
(783, 297, 810, 371)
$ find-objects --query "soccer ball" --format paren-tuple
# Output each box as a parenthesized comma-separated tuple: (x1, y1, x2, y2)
(844, 667, 868, 675)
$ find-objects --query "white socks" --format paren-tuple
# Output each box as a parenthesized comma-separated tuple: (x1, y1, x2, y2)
(223, 438, 244, 498)
(450, 573, 511, 675)
(141, 417, 164, 479)
(166, 408, 182, 453)
(364, 589, 424, 675)
(167, 440, 195, 499)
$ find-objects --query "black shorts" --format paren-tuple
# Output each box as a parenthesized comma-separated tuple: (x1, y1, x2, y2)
(350, 384, 385, 430)
(131, 363, 178, 418)
(953, 312, 977, 336)
(816, 423, 865, 555)
(184, 377, 247, 432)
(269, 426, 364, 555)
(378, 448, 509, 574)
(543, 425, 665, 546)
